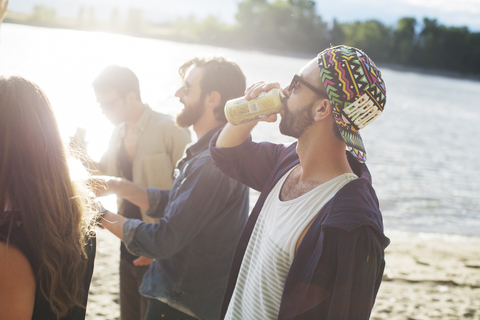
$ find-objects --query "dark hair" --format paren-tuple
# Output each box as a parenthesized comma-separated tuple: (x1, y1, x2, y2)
(178, 57, 246, 123)
(93, 65, 142, 102)
(0, 75, 94, 318)
(332, 121, 343, 141)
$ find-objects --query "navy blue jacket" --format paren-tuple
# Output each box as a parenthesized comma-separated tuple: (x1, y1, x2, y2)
(210, 132, 390, 320)
(123, 126, 249, 320)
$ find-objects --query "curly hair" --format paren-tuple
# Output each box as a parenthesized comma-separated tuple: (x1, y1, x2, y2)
(0, 75, 95, 318)
(178, 56, 246, 123)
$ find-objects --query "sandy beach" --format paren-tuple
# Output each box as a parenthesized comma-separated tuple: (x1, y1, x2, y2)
(371, 232, 480, 320)
(86, 229, 480, 320)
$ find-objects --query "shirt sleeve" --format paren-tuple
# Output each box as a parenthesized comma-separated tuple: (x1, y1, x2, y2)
(144, 187, 170, 218)
(209, 129, 286, 192)
(122, 156, 235, 260)
(323, 225, 385, 319)
(278, 225, 385, 320)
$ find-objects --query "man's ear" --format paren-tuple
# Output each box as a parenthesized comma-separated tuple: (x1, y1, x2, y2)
(204, 91, 222, 109)
(313, 98, 332, 122)
(125, 91, 137, 105)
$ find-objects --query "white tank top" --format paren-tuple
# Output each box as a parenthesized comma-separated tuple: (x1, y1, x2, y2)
(225, 167, 358, 320)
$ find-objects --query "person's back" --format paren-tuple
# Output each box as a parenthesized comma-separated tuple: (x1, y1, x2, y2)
(0, 75, 96, 320)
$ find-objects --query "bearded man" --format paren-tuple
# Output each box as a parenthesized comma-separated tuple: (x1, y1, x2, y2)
(98, 57, 249, 320)
(211, 45, 390, 320)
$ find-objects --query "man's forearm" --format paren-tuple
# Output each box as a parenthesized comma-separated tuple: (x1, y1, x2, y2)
(215, 121, 258, 148)
(114, 179, 150, 210)
(101, 211, 126, 241)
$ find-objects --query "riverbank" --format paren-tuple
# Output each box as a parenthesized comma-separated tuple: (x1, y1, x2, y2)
(86, 229, 480, 320)
(377, 63, 480, 82)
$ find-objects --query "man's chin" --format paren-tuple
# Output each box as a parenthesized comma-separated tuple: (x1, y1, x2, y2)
(176, 101, 205, 128)
(175, 117, 191, 129)
(279, 120, 291, 137)
(279, 118, 303, 139)
(176, 111, 194, 128)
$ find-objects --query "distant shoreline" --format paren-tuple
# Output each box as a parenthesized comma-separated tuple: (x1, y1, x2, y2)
(377, 63, 480, 82)
(3, 19, 480, 82)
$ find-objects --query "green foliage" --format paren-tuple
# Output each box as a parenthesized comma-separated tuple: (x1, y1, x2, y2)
(228, 0, 480, 76)
(342, 20, 392, 61)
(31, 5, 57, 23)
(110, 8, 121, 27)
(405, 18, 480, 74)
(392, 17, 416, 64)
(231, 0, 480, 75)
(195, 16, 236, 46)
(87, 7, 96, 26)
(126, 8, 144, 32)
(329, 19, 345, 46)
(235, 0, 328, 52)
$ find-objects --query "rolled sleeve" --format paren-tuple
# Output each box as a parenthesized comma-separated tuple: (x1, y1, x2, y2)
(145, 187, 169, 218)
(122, 218, 147, 256)
(119, 152, 238, 260)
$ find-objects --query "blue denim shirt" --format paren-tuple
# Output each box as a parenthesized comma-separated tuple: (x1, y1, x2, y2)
(123, 126, 249, 320)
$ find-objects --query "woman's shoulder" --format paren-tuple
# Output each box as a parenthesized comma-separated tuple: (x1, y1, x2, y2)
(0, 240, 35, 277)
(0, 240, 36, 320)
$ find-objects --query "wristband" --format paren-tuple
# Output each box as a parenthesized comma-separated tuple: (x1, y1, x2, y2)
(95, 201, 107, 223)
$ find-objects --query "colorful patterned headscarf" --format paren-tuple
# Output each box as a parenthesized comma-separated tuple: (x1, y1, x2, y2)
(317, 45, 387, 163)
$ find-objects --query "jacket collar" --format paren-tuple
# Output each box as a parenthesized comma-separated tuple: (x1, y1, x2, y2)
(281, 143, 386, 242)
(117, 104, 153, 138)
(135, 104, 153, 133)
(186, 125, 225, 158)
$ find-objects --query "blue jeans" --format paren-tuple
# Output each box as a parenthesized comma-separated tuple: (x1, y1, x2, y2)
(144, 299, 198, 320)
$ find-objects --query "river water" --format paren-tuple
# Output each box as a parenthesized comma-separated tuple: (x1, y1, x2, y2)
(1, 23, 479, 236)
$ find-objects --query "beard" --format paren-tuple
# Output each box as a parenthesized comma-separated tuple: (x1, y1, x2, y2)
(279, 99, 315, 139)
(176, 99, 206, 128)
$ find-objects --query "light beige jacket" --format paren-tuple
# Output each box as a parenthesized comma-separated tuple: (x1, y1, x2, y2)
(98, 105, 191, 223)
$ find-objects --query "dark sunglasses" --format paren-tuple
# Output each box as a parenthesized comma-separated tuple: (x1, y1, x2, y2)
(288, 74, 327, 98)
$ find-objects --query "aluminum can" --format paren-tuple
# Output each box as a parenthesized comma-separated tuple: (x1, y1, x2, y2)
(224, 88, 284, 125)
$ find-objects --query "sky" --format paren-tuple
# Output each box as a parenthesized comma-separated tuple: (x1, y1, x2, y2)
(7, 0, 480, 31)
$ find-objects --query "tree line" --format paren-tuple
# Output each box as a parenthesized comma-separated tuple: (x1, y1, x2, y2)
(6, 0, 480, 76)
(172, 0, 480, 76)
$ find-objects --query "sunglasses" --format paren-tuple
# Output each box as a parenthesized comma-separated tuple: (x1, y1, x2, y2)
(288, 74, 328, 98)
(182, 82, 191, 96)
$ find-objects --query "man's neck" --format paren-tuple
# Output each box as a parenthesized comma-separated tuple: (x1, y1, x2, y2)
(295, 134, 353, 186)
(125, 102, 146, 131)
(193, 117, 224, 140)
(280, 138, 352, 202)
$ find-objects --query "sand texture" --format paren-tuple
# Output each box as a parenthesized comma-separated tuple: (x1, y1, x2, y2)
(371, 233, 480, 320)
(86, 229, 480, 320)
